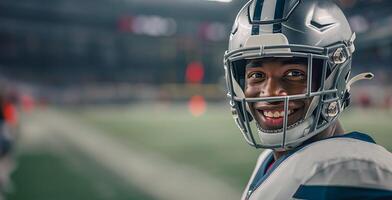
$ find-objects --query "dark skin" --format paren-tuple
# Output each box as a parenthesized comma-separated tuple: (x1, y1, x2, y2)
(244, 58, 344, 160)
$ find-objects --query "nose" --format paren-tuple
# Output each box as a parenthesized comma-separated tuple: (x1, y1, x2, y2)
(261, 77, 288, 97)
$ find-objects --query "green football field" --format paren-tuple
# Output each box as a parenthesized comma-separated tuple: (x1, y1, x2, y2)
(6, 103, 392, 200)
(68, 103, 392, 187)
(7, 148, 155, 200)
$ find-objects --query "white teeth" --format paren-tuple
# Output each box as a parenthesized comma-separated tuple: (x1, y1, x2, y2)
(263, 111, 272, 117)
(262, 110, 294, 118)
(257, 119, 305, 134)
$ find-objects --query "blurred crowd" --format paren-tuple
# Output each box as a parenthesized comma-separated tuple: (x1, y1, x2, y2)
(0, 81, 35, 199)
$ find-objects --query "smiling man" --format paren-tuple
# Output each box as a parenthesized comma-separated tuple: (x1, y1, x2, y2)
(245, 58, 318, 132)
(223, 0, 392, 199)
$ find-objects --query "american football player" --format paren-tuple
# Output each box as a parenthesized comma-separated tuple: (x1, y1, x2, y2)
(223, 0, 392, 199)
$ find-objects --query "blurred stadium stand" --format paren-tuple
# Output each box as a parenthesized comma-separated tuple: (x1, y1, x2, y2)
(0, 0, 391, 104)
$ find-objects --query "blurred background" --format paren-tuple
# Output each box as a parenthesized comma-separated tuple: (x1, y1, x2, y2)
(0, 0, 391, 199)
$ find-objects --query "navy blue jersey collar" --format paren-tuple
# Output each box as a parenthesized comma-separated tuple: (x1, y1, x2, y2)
(328, 131, 376, 144)
(300, 131, 376, 148)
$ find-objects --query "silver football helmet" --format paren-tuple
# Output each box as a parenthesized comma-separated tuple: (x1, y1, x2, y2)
(224, 0, 373, 150)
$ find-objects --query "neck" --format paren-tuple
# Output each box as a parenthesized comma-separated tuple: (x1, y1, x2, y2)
(273, 120, 344, 160)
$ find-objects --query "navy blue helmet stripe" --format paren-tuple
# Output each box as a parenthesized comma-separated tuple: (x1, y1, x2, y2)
(251, 0, 264, 35)
(273, 0, 285, 33)
(293, 185, 392, 200)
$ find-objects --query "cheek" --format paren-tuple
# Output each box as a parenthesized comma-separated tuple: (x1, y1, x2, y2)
(302, 97, 314, 114)
(244, 85, 259, 97)
(284, 83, 307, 95)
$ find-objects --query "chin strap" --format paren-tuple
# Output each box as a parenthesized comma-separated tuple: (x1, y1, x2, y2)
(343, 72, 374, 108)
(348, 32, 356, 55)
(347, 72, 374, 92)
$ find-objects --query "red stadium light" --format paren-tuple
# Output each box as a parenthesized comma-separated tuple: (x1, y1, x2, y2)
(188, 95, 206, 117)
(3, 103, 18, 126)
(21, 94, 35, 112)
(185, 61, 204, 84)
(118, 16, 133, 32)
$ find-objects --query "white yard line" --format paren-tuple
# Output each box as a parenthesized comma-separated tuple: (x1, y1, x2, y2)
(21, 109, 240, 200)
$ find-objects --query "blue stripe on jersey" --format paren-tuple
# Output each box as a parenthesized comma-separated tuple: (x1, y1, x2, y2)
(247, 151, 274, 195)
(302, 131, 376, 147)
(272, 0, 285, 33)
(333, 131, 376, 143)
(251, 0, 264, 35)
(247, 147, 290, 198)
(246, 132, 376, 199)
(293, 185, 392, 200)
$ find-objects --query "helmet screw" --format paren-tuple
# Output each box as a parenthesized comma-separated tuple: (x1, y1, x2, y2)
(326, 102, 338, 117)
(332, 47, 347, 64)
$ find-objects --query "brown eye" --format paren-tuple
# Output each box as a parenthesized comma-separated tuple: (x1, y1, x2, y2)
(248, 72, 265, 80)
(284, 70, 306, 81)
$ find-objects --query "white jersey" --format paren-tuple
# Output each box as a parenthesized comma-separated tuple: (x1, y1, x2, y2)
(242, 132, 392, 200)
